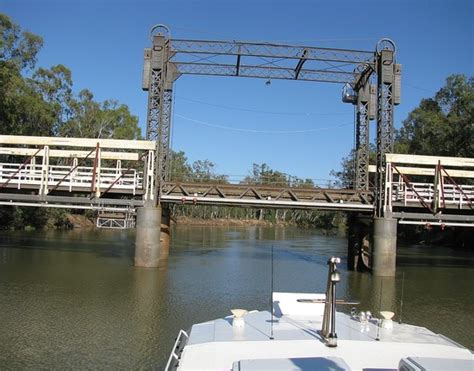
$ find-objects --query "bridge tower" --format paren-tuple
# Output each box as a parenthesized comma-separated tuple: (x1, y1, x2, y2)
(347, 40, 401, 276)
(136, 26, 402, 275)
(135, 25, 178, 267)
(372, 40, 400, 277)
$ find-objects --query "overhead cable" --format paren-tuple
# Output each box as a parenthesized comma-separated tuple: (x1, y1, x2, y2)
(174, 113, 352, 134)
(176, 96, 351, 117)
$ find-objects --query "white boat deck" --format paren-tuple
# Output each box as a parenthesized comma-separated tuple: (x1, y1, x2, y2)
(188, 311, 461, 346)
(177, 293, 473, 370)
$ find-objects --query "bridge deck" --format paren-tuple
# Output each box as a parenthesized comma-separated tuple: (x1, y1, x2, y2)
(160, 182, 374, 211)
(0, 134, 473, 225)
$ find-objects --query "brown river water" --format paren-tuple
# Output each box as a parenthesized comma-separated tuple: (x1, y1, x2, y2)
(0, 226, 472, 368)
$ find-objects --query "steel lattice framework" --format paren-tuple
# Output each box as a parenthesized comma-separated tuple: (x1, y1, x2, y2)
(142, 26, 400, 216)
(356, 101, 370, 189)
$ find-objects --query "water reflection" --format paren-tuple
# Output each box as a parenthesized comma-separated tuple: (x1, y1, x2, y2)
(0, 226, 472, 368)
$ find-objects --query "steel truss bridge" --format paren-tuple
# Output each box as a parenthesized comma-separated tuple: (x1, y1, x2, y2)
(0, 135, 473, 227)
(0, 27, 473, 229)
(141, 25, 400, 219)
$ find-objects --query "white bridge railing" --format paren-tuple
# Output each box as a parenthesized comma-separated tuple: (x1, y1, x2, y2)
(0, 135, 156, 200)
(391, 182, 474, 208)
(0, 163, 143, 194)
(382, 153, 474, 214)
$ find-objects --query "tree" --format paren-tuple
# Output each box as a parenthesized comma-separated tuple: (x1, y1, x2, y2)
(0, 14, 56, 136)
(32, 64, 73, 134)
(292, 177, 315, 188)
(60, 89, 140, 139)
(0, 13, 43, 70)
(330, 151, 355, 189)
(396, 74, 473, 157)
(0, 13, 141, 230)
(243, 163, 289, 186)
(169, 150, 192, 182)
(191, 159, 227, 183)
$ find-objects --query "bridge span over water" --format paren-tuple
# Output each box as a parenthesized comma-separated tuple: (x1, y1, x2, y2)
(1, 135, 472, 225)
(1, 27, 473, 276)
(0, 135, 473, 276)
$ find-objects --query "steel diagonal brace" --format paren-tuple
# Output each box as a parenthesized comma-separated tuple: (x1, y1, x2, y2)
(173, 62, 357, 84)
(392, 164, 433, 213)
(49, 147, 96, 193)
(202, 186, 213, 197)
(239, 187, 262, 199)
(97, 152, 148, 199)
(177, 184, 190, 196)
(170, 39, 374, 64)
(294, 49, 308, 80)
(161, 183, 177, 195)
(214, 186, 226, 198)
(323, 191, 336, 203)
(439, 164, 473, 209)
(359, 193, 370, 204)
(0, 147, 43, 190)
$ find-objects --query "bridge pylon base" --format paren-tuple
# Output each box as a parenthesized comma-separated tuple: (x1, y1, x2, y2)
(372, 217, 398, 277)
(134, 206, 164, 267)
(347, 214, 372, 272)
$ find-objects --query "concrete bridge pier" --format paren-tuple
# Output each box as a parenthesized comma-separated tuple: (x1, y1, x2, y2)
(347, 214, 371, 272)
(134, 206, 163, 267)
(372, 217, 398, 277)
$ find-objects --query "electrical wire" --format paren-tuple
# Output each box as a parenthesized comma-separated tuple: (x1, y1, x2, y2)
(174, 113, 352, 134)
(404, 83, 435, 94)
(176, 96, 351, 117)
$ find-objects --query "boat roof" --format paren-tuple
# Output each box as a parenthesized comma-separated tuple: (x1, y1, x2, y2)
(178, 293, 473, 370)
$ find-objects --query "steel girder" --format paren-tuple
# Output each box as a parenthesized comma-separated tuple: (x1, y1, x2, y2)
(170, 39, 374, 64)
(159, 89, 173, 184)
(375, 46, 396, 217)
(143, 33, 176, 204)
(355, 100, 370, 190)
(172, 62, 357, 84)
(160, 182, 375, 211)
(168, 39, 374, 84)
(146, 69, 162, 142)
(143, 29, 398, 212)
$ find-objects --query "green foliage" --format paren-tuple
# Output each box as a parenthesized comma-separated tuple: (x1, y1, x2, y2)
(32, 64, 73, 134)
(396, 75, 473, 157)
(292, 177, 315, 188)
(170, 151, 192, 181)
(0, 13, 43, 70)
(191, 159, 228, 183)
(243, 163, 289, 186)
(330, 150, 356, 189)
(0, 13, 141, 140)
(0, 13, 141, 230)
(60, 90, 140, 139)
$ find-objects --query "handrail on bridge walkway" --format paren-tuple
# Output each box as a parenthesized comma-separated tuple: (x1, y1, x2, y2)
(368, 153, 474, 227)
(0, 135, 473, 227)
(0, 135, 156, 209)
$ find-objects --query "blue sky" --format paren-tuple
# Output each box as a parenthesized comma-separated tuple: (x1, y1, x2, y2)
(2, 0, 473, 183)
